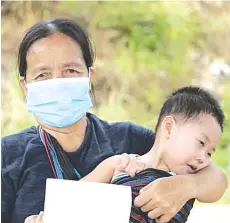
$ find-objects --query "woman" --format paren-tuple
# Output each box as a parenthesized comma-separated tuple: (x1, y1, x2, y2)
(1, 18, 228, 223)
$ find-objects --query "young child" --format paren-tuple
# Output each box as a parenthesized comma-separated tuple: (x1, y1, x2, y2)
(27, 86, 224, 223)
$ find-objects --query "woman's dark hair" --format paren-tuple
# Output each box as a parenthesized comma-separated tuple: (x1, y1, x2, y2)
(18, 18, 95, 78)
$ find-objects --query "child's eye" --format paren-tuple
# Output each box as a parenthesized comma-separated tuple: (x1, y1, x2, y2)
(207, 152, 212, 157)
(199, 140, 205, 147)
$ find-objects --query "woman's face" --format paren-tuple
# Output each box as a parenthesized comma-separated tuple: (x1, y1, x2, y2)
(161, 114, 222, 175)
(21, 33, 91, 132)
(25, 33, 88, 83)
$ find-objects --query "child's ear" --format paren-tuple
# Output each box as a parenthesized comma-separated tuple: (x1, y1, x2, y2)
(162, 116, 176, 138)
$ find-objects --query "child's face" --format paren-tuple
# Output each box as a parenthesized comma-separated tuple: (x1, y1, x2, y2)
(162, 114, 222, 175)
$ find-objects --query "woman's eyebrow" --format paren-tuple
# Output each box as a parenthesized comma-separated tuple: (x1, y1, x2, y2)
(31, 66, 50, 75)
(62, 62, 84, 68)
(31, 63, 84, 75)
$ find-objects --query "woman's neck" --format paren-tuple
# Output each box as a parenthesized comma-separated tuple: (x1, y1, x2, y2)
(40, 116, 88, 152)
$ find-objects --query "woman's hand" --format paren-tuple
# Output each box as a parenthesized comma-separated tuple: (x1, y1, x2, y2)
(24, 212, 44, 223)
(116, 153, 146, 177)
(134, 175, 195, 223)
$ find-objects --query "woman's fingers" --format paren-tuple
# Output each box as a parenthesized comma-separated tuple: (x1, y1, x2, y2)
(139, 181, 153, 193)
(141, 199, 154, 212)
(35, 212, 44, 223)
(24, 215, 38, 223)
(24, 212, 44, 223)
(134, 182, 153, 207)
(134, 191, 152, 207)
(148, 208, 164, 220)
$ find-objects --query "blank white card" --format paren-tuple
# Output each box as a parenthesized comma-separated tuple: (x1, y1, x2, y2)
(44, 179, 132, 223)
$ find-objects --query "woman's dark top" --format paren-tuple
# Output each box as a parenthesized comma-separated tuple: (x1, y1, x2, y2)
(1, 113, 154, 223)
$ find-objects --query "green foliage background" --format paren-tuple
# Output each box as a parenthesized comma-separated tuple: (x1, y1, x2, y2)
(1, 1, 230, 204)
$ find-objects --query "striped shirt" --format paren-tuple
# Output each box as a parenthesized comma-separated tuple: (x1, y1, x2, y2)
(112, 168, 195, 223)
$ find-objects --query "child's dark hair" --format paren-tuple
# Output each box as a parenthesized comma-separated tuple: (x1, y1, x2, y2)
(155, 86, 225, 132)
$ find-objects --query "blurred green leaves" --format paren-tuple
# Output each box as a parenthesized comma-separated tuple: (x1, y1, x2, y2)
(2, 1, 230, 171)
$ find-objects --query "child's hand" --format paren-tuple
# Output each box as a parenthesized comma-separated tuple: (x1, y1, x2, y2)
(24, 211, 44, 223)
(116, 153, 146, 177)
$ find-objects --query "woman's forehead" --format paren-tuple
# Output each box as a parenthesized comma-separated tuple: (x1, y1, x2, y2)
(29, 32, 80, 48)
(26, 33, 85, 70)
(27, 33, 84, 61)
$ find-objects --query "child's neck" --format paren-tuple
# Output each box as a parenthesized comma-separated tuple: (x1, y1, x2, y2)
(140, 142, 170, 172)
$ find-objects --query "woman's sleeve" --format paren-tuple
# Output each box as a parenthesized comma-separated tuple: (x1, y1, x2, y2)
(1, 139, 16, 223)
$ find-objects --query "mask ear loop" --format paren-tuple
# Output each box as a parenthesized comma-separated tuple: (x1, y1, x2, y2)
(88, 67, 91, 79)
(88, 67, 92, 91)
(19, 76, 27, 86)
(19, 76, 27, 100)
(88, 66, 97, 111)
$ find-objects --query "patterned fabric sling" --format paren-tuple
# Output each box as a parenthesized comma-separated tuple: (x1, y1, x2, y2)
(112, 168, 195, 223)
(38, 126, 81, 180)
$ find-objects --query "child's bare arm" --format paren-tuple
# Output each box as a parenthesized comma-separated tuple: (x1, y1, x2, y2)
(24, 154, 146, 221)
(80, 155, 122, 183)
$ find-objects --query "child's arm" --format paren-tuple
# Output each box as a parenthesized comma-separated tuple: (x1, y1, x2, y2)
(80, 155, 122, 183)
(24, 154, 145, 222)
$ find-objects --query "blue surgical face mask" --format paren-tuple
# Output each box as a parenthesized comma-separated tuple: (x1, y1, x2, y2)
(26, 76, 93, 128)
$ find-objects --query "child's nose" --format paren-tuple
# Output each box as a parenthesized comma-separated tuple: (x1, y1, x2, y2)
(197, 158, 203, 164)
(196, 156, 210, 169)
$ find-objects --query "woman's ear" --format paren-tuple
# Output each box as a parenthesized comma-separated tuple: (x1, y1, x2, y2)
(161, 116, 176, 139)
(19, 77, 27, 96)
(89, 67, 95, 77)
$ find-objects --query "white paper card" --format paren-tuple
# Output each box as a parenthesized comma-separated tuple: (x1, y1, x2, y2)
(44, 179, 132, 223)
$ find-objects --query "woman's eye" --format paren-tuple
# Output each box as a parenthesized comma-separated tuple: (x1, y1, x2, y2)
(36, 73, 48, 80)
(68, 69, 76, 73)
(66, 69, 79, 75)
